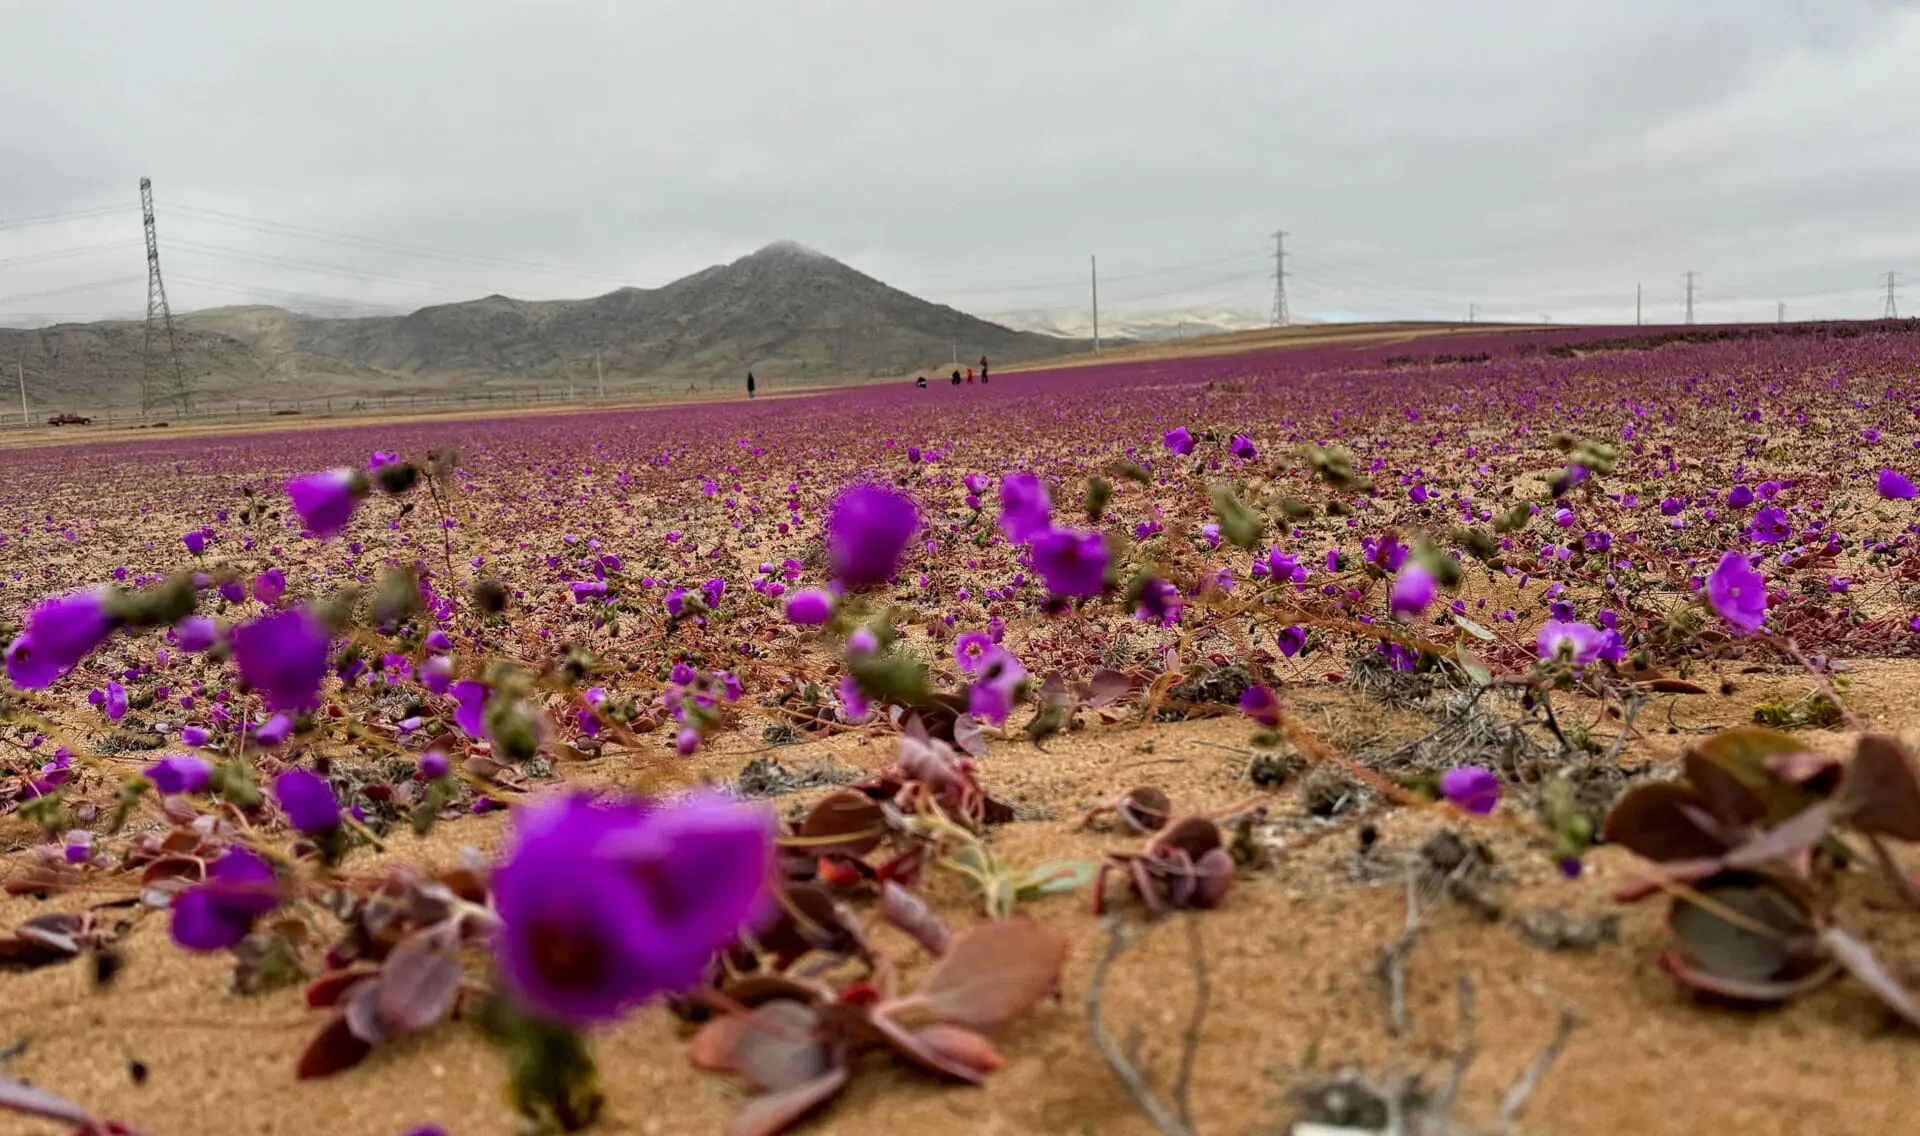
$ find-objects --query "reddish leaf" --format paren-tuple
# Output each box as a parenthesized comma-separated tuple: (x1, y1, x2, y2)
(910, 1024, 1008, 1074)
(1823, 926, 1920, 1029)
(690, 1016, 750, 1073)
(1659, 947, 1835, 1004)
(951, 714, 988, 758)
(377, 942, 462, 1032)
(1646, 679, 1709, 695)
(729, 1001, 832, 1093)
(1667, 875, 1821, 985)
(797, 790, 885, 858)
(865, 1014, 989, 1084)
(879, 881, 951, 957)
(1765, 750, 1845, 794)
(1683, 727, 1813, 825)
(1841, 735, 1920, 841)
(902, 917, 1069, 1030)
(295, 1014, 375, 1080)
(1602, 783, 1729, 863)
(1721, 803, 1833, 873)
(342, 977, 388, 1045)
(304, 966, 379, 1008)
(1117, 787, 1172, 834)
(0, 1074, 95, 1125)
(724, 1065, 850, 1136)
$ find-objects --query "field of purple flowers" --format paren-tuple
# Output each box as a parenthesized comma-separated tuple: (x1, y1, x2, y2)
(6, 321, 1920, 1136)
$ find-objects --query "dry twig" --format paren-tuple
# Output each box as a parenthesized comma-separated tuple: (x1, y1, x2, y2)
(1086, 916, 1203, 1136)
(1497, 1009, 1577, 1126)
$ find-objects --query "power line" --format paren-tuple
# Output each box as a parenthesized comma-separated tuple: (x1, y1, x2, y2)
(0, 203, 127, 230)
(0, 240, 144, 269)
(0, 276, 145, 305)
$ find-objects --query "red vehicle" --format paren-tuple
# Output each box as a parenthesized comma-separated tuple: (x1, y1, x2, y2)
(46, 412, 91, 426)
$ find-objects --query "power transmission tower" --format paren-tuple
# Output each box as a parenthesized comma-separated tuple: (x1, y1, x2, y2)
(1683, 271, 1697, 325)
(1270, 230, 1290, 327)
(1778, 301, 1786, 324)
(140, 177, 190, 416)
(1635, 284, 1642, 326)
(1090, 256, 1100, 352)
(1467, 302, 1478, 323)
(1886, 271, 1901, 319)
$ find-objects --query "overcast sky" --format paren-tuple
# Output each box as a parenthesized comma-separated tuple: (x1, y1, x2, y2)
(3, 0, 1917, 329)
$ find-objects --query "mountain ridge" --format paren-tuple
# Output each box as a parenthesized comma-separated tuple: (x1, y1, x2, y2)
(0, 243, 1085, 414)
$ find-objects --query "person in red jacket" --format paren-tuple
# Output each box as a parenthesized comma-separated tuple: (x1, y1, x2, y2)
(966, 367, 974, 383)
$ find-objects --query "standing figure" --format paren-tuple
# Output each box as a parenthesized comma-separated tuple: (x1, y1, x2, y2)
(915, 375, 927, 388)
(951, 370, 962, 385)
(966, 367, 974, 384)
(747, 372, 757, 400)
(979, 356, 990, 383)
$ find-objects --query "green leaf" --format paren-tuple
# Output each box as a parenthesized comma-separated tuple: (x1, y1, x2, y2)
(1453, 615, 1496, 642)
(1453, 646, 1493, 688)
(1015, 860, 1098, 900)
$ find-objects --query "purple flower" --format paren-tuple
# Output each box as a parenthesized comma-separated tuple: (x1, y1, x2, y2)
(254, 713, 293, 746)
(1439, 766, 1500, 816)
(1726, 485, 1754, 509)
(286, 468, 362, 539)
(1163, 427, 1195, 456)
(104, 681, 128, 721)
(826, 484, 919, 587)
(1582, 529, 1612, 553)
(1536, 620, 1606, 667)
(252, 569, 287, 605)
(420, 654, 454, 695)
(1879, 469, 1918, 500)
(1277, 626, 1306, 657)
(1747, 506, 1791, 544)
(967, 647, 1028, 725)
(997, 472, 1052, 544)
(145, 753, 212, 795)
(1389, 564, 1436, 619)
(840, 673, 871, 720)
(570, 581, 608, 604)
(1705, 551, 1768, 635)
(175, 615, 220, 653)
(1659, 496, 1684, 516)
(1229, 434, 1257, 460)
(784, 588, 835, 625)
(218, 579, 246, 604)
(490, 790, 774, 1026)
(676, 727, 700, 757)
(1239, 683, 1280, 728)
(417, 750, 450, 780)
(1133, 577, 1184, 625)
(181, 725, 210, 747)
(368, 450, 401, 471)
(274, 769, 341, 834)
(1031, 528, 1108, 598)
(954, 631, 994, 673)
(171, 848, 281, 952)
(5, 588, 116, 689)
(183, 530, 208, 555)
(230, 609, 331, 711)
(452, 681, 490, 737)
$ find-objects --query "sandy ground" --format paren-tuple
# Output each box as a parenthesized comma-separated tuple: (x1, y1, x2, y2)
(8, 664, 1920, 1136)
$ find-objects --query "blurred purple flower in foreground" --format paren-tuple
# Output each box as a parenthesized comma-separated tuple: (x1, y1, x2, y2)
(1439, 766, 1500, 816)
(490, 790, 774, 1026)
(826, 484, 919, 587)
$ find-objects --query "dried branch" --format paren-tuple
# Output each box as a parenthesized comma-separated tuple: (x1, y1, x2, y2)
(1431, 976, 1479, 1124)
(1172, 916, 1211, 1133)
(1498, 1009, 1577, 1125)
(1086, 917, 1198, 1136)
(1378, 866, 1424, 1038)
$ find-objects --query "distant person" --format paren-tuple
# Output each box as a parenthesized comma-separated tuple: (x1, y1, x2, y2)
(747, 371, 756, 400)
(979, 356, 990, 382)
(951, 370, 962, 385)
(966, 367, 974, 384)
(915, 375, 927, 389)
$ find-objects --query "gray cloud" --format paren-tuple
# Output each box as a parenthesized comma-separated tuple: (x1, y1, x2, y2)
(3, 0, 1917, 328)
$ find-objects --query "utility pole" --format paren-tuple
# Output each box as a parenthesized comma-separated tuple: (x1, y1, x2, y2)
(595, 347, 604, 399)
(1635, 284, 1642, 326)
(1467, 302, 1478, 324)
(15, 361, 25, 427)
(1683, 271, 1697, 325)
(1778, 301, 1786, 324)
(1270, 230, 1289, 327)
(1090, 255, 1100, 353)
(139, 177, 191, 417)
(1886, 271, 1901, 319)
